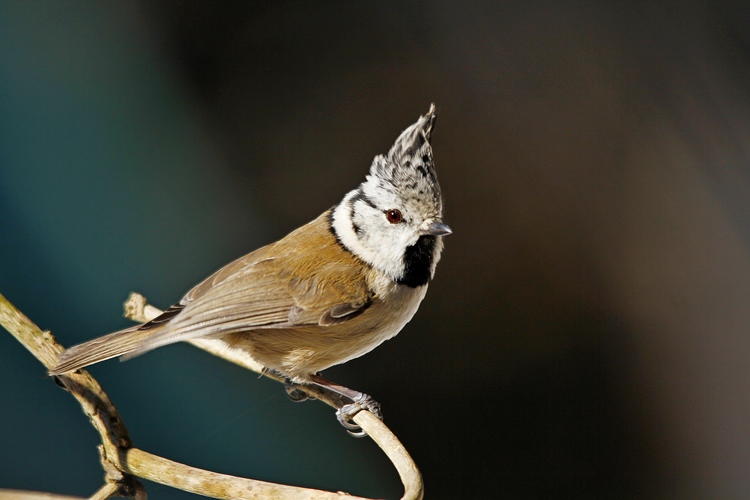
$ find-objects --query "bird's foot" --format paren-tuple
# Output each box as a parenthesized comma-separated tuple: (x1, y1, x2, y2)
(336, 393, 383, 438)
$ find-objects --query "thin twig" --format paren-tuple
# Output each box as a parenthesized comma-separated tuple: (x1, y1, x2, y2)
(0, 293, 142, 498)
(86, 482, 120, 500)
(0, 292, 369, 499)
(0, 490, 83, 500)
(124, 448, 351, 499)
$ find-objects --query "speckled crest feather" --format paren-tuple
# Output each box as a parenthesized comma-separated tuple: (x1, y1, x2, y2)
(365, 103, 442, 216)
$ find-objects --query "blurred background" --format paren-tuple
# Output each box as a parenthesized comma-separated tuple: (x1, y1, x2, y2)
(2, 1, 750, 498)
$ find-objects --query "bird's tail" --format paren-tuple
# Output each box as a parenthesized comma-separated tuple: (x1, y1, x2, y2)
(49, 323, 166, 375)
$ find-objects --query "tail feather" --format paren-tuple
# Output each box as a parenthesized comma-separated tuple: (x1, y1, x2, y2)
(49, 324, 165, 375)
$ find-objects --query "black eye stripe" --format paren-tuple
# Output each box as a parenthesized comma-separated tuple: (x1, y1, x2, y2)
(351, 188, 378, 210)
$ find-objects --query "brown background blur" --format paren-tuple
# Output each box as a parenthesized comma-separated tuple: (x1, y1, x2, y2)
(2, 1, 750, 498)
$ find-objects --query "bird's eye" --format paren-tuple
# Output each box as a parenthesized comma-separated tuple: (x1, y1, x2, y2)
(385, 209, 403, 224)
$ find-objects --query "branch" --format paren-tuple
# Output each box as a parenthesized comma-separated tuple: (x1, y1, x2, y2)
(0, 291, 424, 500)
(0, 490, 84, 500)
(0, 293, 144, 498)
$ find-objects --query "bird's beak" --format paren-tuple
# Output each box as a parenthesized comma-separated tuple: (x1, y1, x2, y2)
(423, 221, 452, 236)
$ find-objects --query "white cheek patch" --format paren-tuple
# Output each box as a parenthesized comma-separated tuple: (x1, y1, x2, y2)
(331, 189, 407, 281)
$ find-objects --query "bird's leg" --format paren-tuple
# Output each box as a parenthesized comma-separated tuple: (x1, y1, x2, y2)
(309, 373, 382, 438)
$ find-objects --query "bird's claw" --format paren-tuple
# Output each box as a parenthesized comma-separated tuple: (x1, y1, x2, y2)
(285, 379, 312, 402)
(335, 393, 382, 438)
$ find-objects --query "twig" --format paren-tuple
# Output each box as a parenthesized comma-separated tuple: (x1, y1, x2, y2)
(0, 490, 83, 500)
(0, 293, 142, 498)
(86, 482, 121, 500)
(124, 448, 352, 499)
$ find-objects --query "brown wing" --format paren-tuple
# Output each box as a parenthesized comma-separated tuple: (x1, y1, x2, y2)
(286, 268, 373, 326)
(179, 243, 274, 304)
(122, 211, 374, 358)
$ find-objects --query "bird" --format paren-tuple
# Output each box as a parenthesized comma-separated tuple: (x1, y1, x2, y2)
(50, 104, 450, 435)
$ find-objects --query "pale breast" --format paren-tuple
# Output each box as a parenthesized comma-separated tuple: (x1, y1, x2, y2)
(222, 281, 429, 382)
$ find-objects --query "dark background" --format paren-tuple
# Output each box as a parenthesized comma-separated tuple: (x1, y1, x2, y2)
(3, 1, 750, 498)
